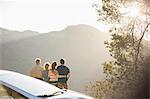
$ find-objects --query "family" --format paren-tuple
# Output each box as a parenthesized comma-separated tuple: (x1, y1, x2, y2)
(30, 58, 70, 89)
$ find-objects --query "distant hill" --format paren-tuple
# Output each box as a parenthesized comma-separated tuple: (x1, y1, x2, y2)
(0, 27, 39, 43)
(1, 24, 111, 93)
(0, 27, 39, 67)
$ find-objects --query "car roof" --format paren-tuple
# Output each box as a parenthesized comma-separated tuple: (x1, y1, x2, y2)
(0, 70, 62, 97)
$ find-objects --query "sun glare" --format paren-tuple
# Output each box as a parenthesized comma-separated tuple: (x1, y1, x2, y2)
(120, 3, 140, 18)
(128, 6, 140, 17)
(144, 33, 150, 41)
(119, 2, 150, 41)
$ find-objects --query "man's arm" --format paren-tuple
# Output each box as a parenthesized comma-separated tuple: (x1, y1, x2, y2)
(67, 68, 70, 79)
(58, 75, 66, 78)
(67, 73, 70, 79)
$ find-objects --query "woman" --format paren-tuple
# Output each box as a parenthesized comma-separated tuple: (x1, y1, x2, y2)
(48, 62, 58, 86)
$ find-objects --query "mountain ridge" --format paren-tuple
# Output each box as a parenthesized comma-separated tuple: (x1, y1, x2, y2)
(1, 24, 108, 44)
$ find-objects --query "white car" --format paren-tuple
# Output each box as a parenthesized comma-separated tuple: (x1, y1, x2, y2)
(0, 70, 94, 99)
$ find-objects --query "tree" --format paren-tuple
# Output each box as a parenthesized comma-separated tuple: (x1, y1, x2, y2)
(87, 0, 150, 98)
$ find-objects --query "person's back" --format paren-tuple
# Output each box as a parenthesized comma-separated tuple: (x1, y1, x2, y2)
(30, 58, 44, 80)
(48, 70, 58, 82)
(56, 59, 70, 89)
(42, 62, 50, 82)
(48, 62, 58, 86)
(56, 65, 69, 83)
(31, 66, 43, 79)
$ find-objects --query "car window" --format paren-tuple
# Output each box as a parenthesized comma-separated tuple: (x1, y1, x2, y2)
(0, 84, 28, 99)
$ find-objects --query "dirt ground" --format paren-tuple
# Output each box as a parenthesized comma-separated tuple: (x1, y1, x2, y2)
(0, 84, 27, 99)
(0, 85, 9, 96)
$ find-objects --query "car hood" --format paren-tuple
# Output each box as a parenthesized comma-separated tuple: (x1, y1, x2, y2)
(0, 70, 94, 99)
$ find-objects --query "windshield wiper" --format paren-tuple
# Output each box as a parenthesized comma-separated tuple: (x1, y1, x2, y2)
(37, 91, 64, 97)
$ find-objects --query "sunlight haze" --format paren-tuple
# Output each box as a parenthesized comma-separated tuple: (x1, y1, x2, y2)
(0, 0, 109, 33)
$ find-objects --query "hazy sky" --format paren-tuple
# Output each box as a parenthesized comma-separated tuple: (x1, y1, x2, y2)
(0, 0, 109, 33)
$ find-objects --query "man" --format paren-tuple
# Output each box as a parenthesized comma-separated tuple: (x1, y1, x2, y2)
(56, 59, 70, 89)
(30, 58, 44, 80)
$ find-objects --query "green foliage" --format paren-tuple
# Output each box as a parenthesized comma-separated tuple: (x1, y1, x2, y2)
(103, 28, 134, 77)
(86, 80, 113, 99)
(94, 0, 122, 23)
(87, 0, 150, 98)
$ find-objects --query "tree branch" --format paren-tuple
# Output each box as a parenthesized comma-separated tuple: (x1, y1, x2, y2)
(134, 22, 150, 68)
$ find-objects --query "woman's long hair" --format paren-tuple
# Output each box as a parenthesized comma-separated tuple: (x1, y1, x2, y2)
(51, 62, 57, 71)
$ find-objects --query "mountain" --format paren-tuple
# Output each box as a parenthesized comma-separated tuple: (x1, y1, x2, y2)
(1, 24, 111, 93)
(0, 27, 39, 68)
(0, 27, 39, 43)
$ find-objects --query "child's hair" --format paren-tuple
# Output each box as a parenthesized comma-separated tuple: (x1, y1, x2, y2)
(44, 62, 51, 70)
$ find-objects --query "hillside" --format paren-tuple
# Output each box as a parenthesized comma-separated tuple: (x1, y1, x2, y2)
(1, 24, 111, 93)
(0, 27, 39, 43)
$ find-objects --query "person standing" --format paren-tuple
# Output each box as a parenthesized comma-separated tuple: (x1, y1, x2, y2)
(48, 62, 58, 86)
(56, 59, 70, 89)
(42, 62, 50, 82)
(30, 58, 44, 80)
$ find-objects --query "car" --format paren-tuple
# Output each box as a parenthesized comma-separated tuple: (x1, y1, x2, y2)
(0, 70, 94, 99)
